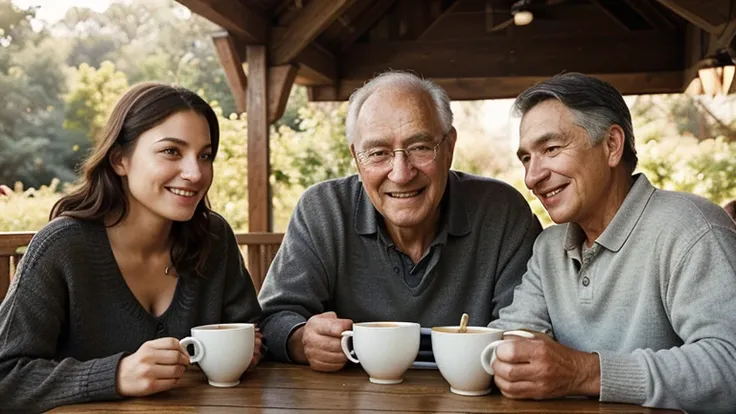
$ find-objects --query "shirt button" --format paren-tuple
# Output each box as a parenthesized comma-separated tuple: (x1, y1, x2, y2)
(582, 277, 590, 287)
(156, 322, 166, 333)
(393, 267, 400, 274)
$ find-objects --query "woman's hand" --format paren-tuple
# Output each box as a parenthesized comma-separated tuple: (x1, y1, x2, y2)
(116, 337, 190, 397)
(248, 327, 263, 370)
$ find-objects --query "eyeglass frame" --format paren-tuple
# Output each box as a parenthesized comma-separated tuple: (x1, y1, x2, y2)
(354, 133, 449, 169)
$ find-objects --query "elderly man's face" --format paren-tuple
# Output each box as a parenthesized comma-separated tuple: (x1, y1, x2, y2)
(517, 99, 616, 226)
(351, 87, 455, 232)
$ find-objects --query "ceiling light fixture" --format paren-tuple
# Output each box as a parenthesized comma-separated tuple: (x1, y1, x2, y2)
(511, 0, 534, 26)
(685, 49, 736, 96)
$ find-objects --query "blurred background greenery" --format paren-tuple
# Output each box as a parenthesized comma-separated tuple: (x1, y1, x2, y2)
(1, 0, 735, 232)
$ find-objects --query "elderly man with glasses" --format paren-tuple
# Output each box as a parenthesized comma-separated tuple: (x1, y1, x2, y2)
(258, 71, 542, 371)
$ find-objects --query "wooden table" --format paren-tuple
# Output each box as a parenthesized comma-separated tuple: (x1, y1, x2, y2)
(51, 363, 680, 413)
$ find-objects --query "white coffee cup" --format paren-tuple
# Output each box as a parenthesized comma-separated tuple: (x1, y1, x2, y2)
(431, 326, 503, 396)
(341, 322, 420, 384)
(179, 323, 254, 387)
(480, 330, 535, 375)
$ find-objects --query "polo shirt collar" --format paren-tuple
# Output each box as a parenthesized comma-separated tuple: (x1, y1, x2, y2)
(354, 170, 471, 238)
(597, 173, 655, 252)
(563, 173, 655, 255)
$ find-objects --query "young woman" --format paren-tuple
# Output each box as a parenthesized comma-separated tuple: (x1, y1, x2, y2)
(0, 83, 262, 412)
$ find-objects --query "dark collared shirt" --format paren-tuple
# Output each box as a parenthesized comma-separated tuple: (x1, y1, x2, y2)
(259, 171, 541, 362)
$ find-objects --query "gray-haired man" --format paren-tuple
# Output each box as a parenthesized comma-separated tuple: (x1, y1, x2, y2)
(490, 73, 736, 413)
(259, 71, 542, 372)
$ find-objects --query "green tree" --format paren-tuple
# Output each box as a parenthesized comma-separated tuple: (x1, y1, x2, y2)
(450, 101, 514, 178)
(208, 108, 249, 231)
(0, 0, 86, 188)
(270, 101, 357, 230)
(64, 61, 129, 140)
(637, 136, 736, 205)
(631, 94, 736, 142)
(56, 0, 237, 115)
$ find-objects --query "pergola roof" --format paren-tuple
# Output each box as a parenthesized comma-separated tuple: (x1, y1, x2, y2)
(173, 0, 736, 240)
(177, 0, 736, 105)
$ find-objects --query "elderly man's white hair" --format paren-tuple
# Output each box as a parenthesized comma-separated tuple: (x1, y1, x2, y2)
(345, 71, 453, 146)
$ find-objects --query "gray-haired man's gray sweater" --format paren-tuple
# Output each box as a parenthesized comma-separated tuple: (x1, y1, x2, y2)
(259, 171, 542, 362)
(490, 174, 736, 413)
(0, 214, 261, 413)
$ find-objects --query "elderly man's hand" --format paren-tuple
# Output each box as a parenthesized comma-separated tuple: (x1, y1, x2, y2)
(288, 311, 353, 372)
(491, 333, 600, 399)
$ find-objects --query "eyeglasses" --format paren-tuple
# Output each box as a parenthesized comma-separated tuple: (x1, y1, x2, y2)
(356, 134, 447, 169)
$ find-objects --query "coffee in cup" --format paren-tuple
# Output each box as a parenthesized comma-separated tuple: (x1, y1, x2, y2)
(431, 326, 504, 396)
(341, 322, 420, 384)
(180, 323, 255, 387)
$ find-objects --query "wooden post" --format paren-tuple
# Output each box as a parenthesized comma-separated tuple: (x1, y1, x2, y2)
(246, 45, 271, 276)
(0, 256, 9, 301)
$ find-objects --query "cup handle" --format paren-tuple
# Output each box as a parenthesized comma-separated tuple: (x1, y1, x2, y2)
(480, 330, 535, 375)
(180, 336, 204, 364)
(340, 330, 359, 364)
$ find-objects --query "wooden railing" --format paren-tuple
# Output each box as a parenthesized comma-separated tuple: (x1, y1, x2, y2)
(237, 232, 284, 292)
(0, 232, 32, 303)
(0, 231, 283, 302)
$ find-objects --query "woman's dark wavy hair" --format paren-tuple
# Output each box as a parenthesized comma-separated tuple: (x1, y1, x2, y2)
(51, 82, 220, 277)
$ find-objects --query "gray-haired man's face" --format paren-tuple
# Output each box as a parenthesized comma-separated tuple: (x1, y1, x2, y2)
(517, 99, 615, 227)
(351, 87, 455, 235)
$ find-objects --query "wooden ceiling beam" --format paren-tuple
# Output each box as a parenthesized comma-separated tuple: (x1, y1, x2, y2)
(654, 0, 732, 34)
(308, 71, 685, 101)
(318, 1, 374, 47)
(211, 37, 303, 120)
(212, 32, 247, 114)
(417, 0, 462, 41)
(590, 0, 653, 31)
(683, 23, 706, 89)
(273, 0, 296, 18)
(336, 0, 397, 50)
(175, 0, 267, 43)
(294, 42, 337, 85)
(268, 64, 298, 123)
(340, 33, 682, 80)
(622, 0, 675, 30)
(270, 0, 351, 65)
(678, 4, 736, 87)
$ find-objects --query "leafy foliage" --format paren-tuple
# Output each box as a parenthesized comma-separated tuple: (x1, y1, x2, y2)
(208, 109, 249, 231)
(64, 61, 129, 140)
(0, 180, 63, 231)
(638, 136, 736, 205)
(56, 0, 236, 115)
(0, 0, 87, 188)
